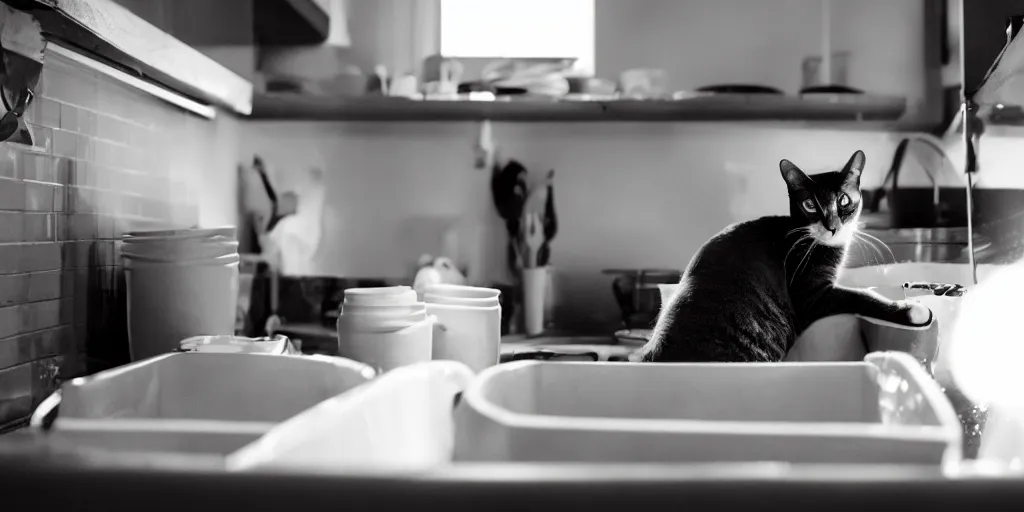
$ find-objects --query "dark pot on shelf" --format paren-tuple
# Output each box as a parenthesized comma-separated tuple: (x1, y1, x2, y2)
(603, 269, 681, 330)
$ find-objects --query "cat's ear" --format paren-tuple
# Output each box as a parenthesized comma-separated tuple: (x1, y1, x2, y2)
(779, 159, 809, 189)
(842, 150, 866, 180)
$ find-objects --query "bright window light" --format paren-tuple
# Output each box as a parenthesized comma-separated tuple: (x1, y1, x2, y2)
(439, 0, 595, 74)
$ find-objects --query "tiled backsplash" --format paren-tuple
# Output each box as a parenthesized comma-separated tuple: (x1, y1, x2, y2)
(0, 50, 237, 430)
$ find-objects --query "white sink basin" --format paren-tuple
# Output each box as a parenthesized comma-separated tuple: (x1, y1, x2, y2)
(500, 335, 633, 362)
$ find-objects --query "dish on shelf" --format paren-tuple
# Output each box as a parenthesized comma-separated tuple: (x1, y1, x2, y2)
(250, 92, 909, 124)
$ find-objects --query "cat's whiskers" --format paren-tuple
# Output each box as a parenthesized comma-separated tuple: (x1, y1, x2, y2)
(785, 229, 818, 286)
(852, 232, 886, 266)
(855, 231, 896, 265)
(783, 230, 812, 275)
(860, 237, 888, 266)
(791, 240, 818, 285)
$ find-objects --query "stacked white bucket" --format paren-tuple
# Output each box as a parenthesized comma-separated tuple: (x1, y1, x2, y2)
(336, 284, 501, 374)
(336, 286, 435, 373)
(121, 227, 240, 361)
(426, 284, 502, 373)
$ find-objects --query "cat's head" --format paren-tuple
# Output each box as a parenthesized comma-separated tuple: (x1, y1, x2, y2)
(779, 150, 865, 247)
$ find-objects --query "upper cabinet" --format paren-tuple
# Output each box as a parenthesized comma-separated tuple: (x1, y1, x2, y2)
(254, 0, 331, 45)
(961, 0, 1024, 95)
(105, 0, 967, 128)
(111, 0, 332, 46)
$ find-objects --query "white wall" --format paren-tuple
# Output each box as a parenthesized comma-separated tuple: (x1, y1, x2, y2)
(596, 0, 929, 113)
(240, 0, 947, 332)
(242, 122, 940, 332)
(343, 0, 930, 114)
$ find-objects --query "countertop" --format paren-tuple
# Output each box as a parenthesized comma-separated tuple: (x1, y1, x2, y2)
(0, 326, 1011, 507)
(0, 435, 1021, 512)
(275, 322, 637, 361)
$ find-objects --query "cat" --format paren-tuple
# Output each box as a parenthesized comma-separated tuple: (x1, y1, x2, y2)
(633, 150, 932, 363)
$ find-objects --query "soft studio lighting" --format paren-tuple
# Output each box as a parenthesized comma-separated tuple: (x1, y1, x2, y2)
(948, 262, 1024, 409)
(439, 0, 595, 74)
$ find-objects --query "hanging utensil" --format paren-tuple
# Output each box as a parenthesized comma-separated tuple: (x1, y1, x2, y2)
(474, 120, 496, 170)
(491, 160, 529, 275)
(520, 212, 544, 268)
(538, 170, 557, 267)
(522, 177, 549, 221)
(491, 160, 528, 233)
(519, 170, 557, 267)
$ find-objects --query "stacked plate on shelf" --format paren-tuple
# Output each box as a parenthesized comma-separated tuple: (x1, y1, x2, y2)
(121, 227, 240, 361)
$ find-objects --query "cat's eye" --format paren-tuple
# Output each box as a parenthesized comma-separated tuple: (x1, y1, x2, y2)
(839, 193, 852, 207)
(801, 198, 816, 212)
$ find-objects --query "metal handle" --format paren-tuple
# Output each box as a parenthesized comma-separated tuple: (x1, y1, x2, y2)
(962, 102, 980, 285)
(875, 136, 953, 215)
(29, 390, 62, 432)
(903, 134, 957, 211)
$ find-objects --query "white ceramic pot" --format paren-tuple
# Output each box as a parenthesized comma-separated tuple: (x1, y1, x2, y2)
(337, 315, 435, 373)
(423, 293, 499, 308)
(341, 303, 426, 317)
(427, 303, 501, 373)
(424, 284, 501, 300)
(343, 286, 418, 307)
(126, 259, 240, 361)
(122, 240, 239, 262)
(124, 226, 237, 241)
(337, 310, 429, 332)
(124, 253, 241, 269)
(339, 289, 426, 328)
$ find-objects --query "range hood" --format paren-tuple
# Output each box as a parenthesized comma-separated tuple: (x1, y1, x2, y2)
(255, 0, 331, 46)
(965, 5, 1024, 113)
(973, 26, 1024, 114)
(957, 4, 1024, 285)
(105, 0, 331, 46)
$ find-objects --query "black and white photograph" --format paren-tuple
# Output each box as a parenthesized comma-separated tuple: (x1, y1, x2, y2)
(0, 0, 1023, 510)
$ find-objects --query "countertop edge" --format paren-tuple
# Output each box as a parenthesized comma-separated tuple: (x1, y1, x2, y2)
(14, 0, 253, 115)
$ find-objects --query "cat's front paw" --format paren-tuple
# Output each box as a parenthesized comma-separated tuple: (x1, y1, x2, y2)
(896, 300, 932, 326)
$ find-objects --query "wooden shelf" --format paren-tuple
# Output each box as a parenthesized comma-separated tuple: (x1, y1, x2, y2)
(250, 93, 918, 128)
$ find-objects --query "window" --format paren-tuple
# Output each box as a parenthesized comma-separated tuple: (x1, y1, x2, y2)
(439, 0, 595, 74)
